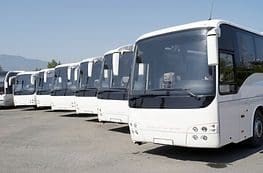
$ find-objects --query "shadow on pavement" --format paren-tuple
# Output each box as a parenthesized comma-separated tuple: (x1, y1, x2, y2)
(45, 110, 74, 113)
(0, 106, 18, 110)
(35, 107, 51, 110)
(21, 107, 37, 111)
(143, 143, 263, 168)
(109, 125, 130, 134)
(85, 118, 100, 123)
(60, 113, 97, 118)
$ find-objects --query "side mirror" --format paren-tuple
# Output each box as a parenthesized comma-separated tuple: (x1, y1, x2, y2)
(112, 53, 120, 76)
(138, 63, 145, 75)
(88, 62, 93, 77)
(67, 68, 71, 80)
(30, 75, 35, 85)
(207, 28, 219, 66)
(74, 68, 78, 81)
(4, 81, 8, 89)
(8, 77, 14, 86)
(104, 69, 109, 79)
(44, 72, 47, 83)
(58, 77, 62, 83)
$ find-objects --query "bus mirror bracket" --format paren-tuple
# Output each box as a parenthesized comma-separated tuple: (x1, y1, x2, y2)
(207, 28, 219, 66)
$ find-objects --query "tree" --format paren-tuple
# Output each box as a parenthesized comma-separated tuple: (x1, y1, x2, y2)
(47, 59, 61, 68)
(34, 67, 42, 71)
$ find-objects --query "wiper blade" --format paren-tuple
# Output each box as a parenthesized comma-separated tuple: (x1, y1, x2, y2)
(76, 88, 97, 92)
(97, 90, 120, 94)
(148, 88, 200, 99)
(98, 87, 127, 93)
(129, 93, 167, 100)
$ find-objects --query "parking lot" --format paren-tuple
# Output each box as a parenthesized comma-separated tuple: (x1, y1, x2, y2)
(0, 108, 263, 173)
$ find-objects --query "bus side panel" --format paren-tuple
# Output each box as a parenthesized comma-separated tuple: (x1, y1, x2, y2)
(218, 98, 240, 145)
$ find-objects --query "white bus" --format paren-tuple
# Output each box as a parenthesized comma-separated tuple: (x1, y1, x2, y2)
(128, 19, 263, 148)
(97, 45, 134, 123)
(75, 57, 103, 114)
(51, 63, 79, 111)
(36, 68, 55, 108)
(0, 71, 22, 107)
(14, 71, 38, 107)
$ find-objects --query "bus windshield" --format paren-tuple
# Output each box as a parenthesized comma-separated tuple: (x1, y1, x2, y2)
(14, 74, 36, 95)
(37, 70, 54, 94)
(67, 65, 79, 91)
(53, 65, 79, 92)
(78, 59, 102, 90)
(53, 67, 67, 91)
(100, 52, 133, 90)
(131, 29, 215, 96)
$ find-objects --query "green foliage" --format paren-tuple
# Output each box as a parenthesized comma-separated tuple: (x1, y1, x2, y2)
(47, 59, 61, 68)
(34, 67, 42, 71)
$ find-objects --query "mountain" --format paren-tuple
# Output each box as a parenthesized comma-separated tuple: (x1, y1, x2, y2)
(0, 54, 48, 71)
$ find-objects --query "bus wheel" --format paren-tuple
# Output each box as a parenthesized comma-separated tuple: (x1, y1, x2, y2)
(248, 110, 263, 147)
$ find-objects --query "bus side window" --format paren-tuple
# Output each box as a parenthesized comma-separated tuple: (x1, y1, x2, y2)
(219, 52, 237, 94)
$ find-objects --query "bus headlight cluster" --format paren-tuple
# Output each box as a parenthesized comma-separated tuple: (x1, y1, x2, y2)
(191, 123, 218, 134)
(190, 123, 218, 141)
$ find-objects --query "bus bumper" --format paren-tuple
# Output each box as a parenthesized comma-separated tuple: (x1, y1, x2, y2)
(97, 99, 129, 123)
(129, 126, 221, 148)
(75, 97, 98, 114)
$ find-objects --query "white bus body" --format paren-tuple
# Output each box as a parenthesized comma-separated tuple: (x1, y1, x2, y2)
(14, 71, 38, 107)
(0, 71, 8, 106)
(51, 63, 79, 111)
(128, 20, 263, 148)
(97, 45, 134, 123)
(75, 57, 103, 114)
(36, 68, 55, 108)
(0, 71, 22, 107)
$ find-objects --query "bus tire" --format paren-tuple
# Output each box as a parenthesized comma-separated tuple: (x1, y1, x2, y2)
(248, 110, 263, 147)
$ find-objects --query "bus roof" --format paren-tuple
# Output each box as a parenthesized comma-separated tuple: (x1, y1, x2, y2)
(104, 44, 134, 56)
(55, 62, 79, 69)
(39, 68, 54, 73)
(17, 71, 39, 76)
(136, 19, 263, 42)
(80, 56, 103, 63)
(7, 71, 24, 73)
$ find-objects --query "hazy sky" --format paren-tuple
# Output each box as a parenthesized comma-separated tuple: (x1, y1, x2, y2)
(0, 0, 262, 63)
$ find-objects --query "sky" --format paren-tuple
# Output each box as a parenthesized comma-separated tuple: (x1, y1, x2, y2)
(0, 0, 262, 63)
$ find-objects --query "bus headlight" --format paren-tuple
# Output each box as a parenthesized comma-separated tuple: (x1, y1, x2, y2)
(201, 135, 208, 140)
(201, 127, 208, 132)
(189, 123, 218, 134)
(192, 127, 198, 132)
(192, 135, 198, 140)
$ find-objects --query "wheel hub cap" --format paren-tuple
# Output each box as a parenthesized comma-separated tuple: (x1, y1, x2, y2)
(255, 119, 263, 138)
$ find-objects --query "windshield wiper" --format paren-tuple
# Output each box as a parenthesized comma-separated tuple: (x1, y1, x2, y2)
(147, 88, 201, 100)
(77, 88, 97, 92)
(129, 93, 170, 100)
(97, 90, 121, 94)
